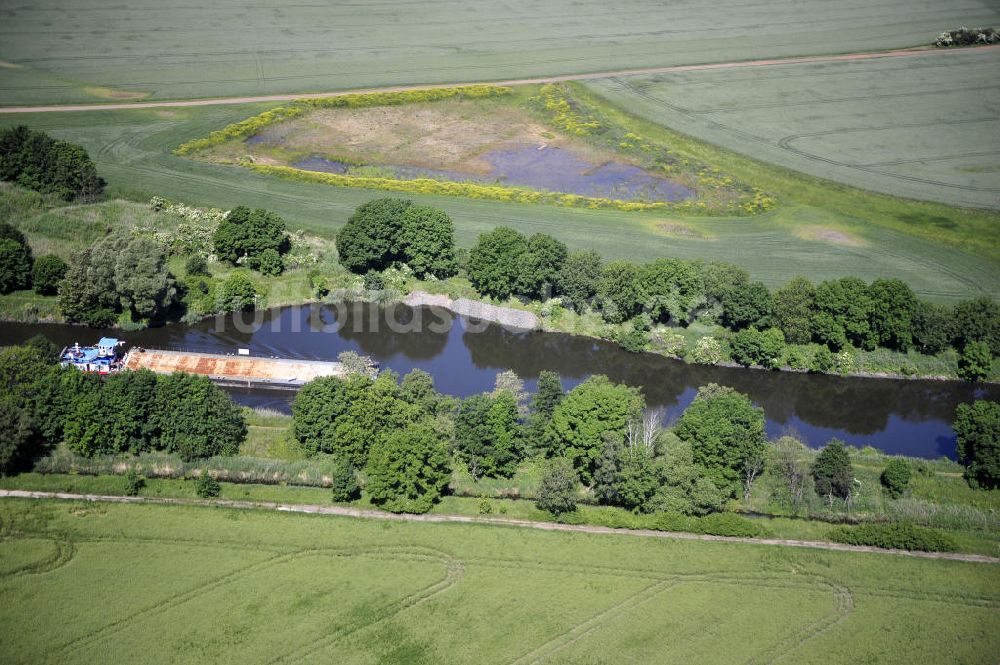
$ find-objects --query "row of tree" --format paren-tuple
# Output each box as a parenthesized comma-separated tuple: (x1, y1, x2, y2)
(0, 340, 246, 474)
(0, 221, 67, 295)
(0, 126, 105, 201)
(334, 198, 995, 374)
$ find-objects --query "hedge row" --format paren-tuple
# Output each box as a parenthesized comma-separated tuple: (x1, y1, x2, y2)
(558, 507, 768, 538)
(826, 522, 957, 552)
(173, 85, 511, 155)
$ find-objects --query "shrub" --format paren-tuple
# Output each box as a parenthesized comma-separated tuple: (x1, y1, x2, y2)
(195, 473, 221, 498)
(729, 327, 785, 369)
(363, 270, 384, 291)
(31, 254, 67, 295)
(958, 341, 992, 382)
(255, 248, 284, 276)
(690, 336, 723, 365)
(329, 460, 360, 502)
(218, 272, 257, 312)
(880, 458, 912, 499)
(213, 206, 290, 265)
(811, 347, 835, 373)
(812, 439, 854, 505)
(184, 255, 210, 277)
(535, 457, 579, 516)
(123, 469, 145, 496)
(826, 522, 956, 552)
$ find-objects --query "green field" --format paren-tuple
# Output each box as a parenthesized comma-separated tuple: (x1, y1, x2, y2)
(585, 48, 1000, 209)
(3, 93, 1000, 302)
(0, 498, 997, 664)
(1, 0, 997, 106)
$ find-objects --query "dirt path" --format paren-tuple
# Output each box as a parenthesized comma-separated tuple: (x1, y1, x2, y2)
(2, 489, 997, 564)
(3, 45, 998, 114)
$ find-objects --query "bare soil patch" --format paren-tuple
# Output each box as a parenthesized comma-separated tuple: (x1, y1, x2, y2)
(796, 226, 866, 247)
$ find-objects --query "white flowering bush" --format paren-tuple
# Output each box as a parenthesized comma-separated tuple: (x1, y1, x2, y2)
(652, 329, 686, 357)
(539, 297, 564, 318)
(147, 197, 229, 257)
(380, 264, 413, 292)
(836, 350, 855, 375)
(690, 336, 723, 364)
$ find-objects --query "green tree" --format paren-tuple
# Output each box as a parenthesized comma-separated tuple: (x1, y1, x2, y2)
(958, 341, 993, 382)
(721, 281, 772, 330)
(700, 261, 749, 302)
(399, 204, 457, 278)
(544, 375, 643, 481)
(954, 400, 1000, 489)
(814, 277, 875, 350)
(869, 278, 916, 351)
(729, 327, 785, 369)
(467, 227, 528, 299)
(952, 297, 1000, 355)
(213, 206, 290, 265)
(772, 276, 815, 344)
(912, 300, 955, 354)
(674, 384, 767, 497)
(0, 126, 105, 200)
(64, 370, 159, 456)
(218, 272, 257, 312)
(526, 371, 564, 452)
(329, 459, 361, 502)
(400, 369, 442, 416)
(336, 198, 413, 273)
(453, 393, 522, 478)
(153, 372, 246, 460)
(365, 420, 451, 513)
(655, 436, 726, 515)
(31, 254, 67, 295)
(514, 233, 567, 299)
(880, 458, 912, 499)
(811, 439, 854, 505)
(0, 238, 31, 294)
(639, 258, 704, 325)
(535, 457, 578, 516)
(0, 396, 33, 475)
(596, 260, 644, 323)
(767, 436, 811, 512)
(556, 250, 602, 312)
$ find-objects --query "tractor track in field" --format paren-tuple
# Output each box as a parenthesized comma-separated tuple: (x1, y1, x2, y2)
(3, 489, 998, 564)
(2, 45, 998, 114)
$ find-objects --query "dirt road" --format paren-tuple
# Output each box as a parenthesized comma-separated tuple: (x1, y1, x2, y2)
(3, 45, 997, 114)
(2, 489, 996, 563)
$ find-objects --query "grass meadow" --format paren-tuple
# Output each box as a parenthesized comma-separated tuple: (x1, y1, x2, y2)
(1, 90, 998, 302)
(584, 47, 1000, 209)
(1, 0, 997, 105)
(0, 497, 998, 664)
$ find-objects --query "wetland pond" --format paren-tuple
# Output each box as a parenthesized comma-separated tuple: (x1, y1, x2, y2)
(3, 302, 994, 460)
(287, 145, 695, 202)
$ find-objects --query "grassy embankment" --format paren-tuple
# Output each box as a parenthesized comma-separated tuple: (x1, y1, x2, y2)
(0, 182, 988, 380)
(0, 497, 998, 664)
(4, 407, 997, 557)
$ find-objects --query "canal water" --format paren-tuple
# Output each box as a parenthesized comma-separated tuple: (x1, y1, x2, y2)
(2, 302, 995, 460)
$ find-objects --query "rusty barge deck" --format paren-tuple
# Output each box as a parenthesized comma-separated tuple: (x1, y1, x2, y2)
(124, 349, 348, 389)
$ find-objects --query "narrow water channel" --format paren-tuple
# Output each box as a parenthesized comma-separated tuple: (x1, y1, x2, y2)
(2, 302, 995, 460)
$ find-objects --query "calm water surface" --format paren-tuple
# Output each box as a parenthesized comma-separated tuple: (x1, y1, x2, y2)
(2, 302, 995, 460)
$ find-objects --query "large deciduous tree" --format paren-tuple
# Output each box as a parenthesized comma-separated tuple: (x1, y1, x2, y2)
(398, 204, 457, 278)
(514, 233, 568, 300)
(556, 250, 602, 312)
(544, 375, 644, 481)
(954, 400, 1000, 489)
(336, 198, 413, 273)
(674, 384, 767, 498)
(365, 420, 451, 513)
(771, 276, 815, 344)
(596, 260, 644, 323)
(213, 206, 290, 267)
(467, 227, 528, 299)
(811, 439, 854, 505)
(721, 281, 772, 330)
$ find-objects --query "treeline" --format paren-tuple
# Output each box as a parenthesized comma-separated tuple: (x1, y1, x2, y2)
(934, 27, 998, 47)
(0, 126, 105, 201)
(334, 197, 998, 380)
(0, 221, 68, 296)
(0, 340, 246, 474)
